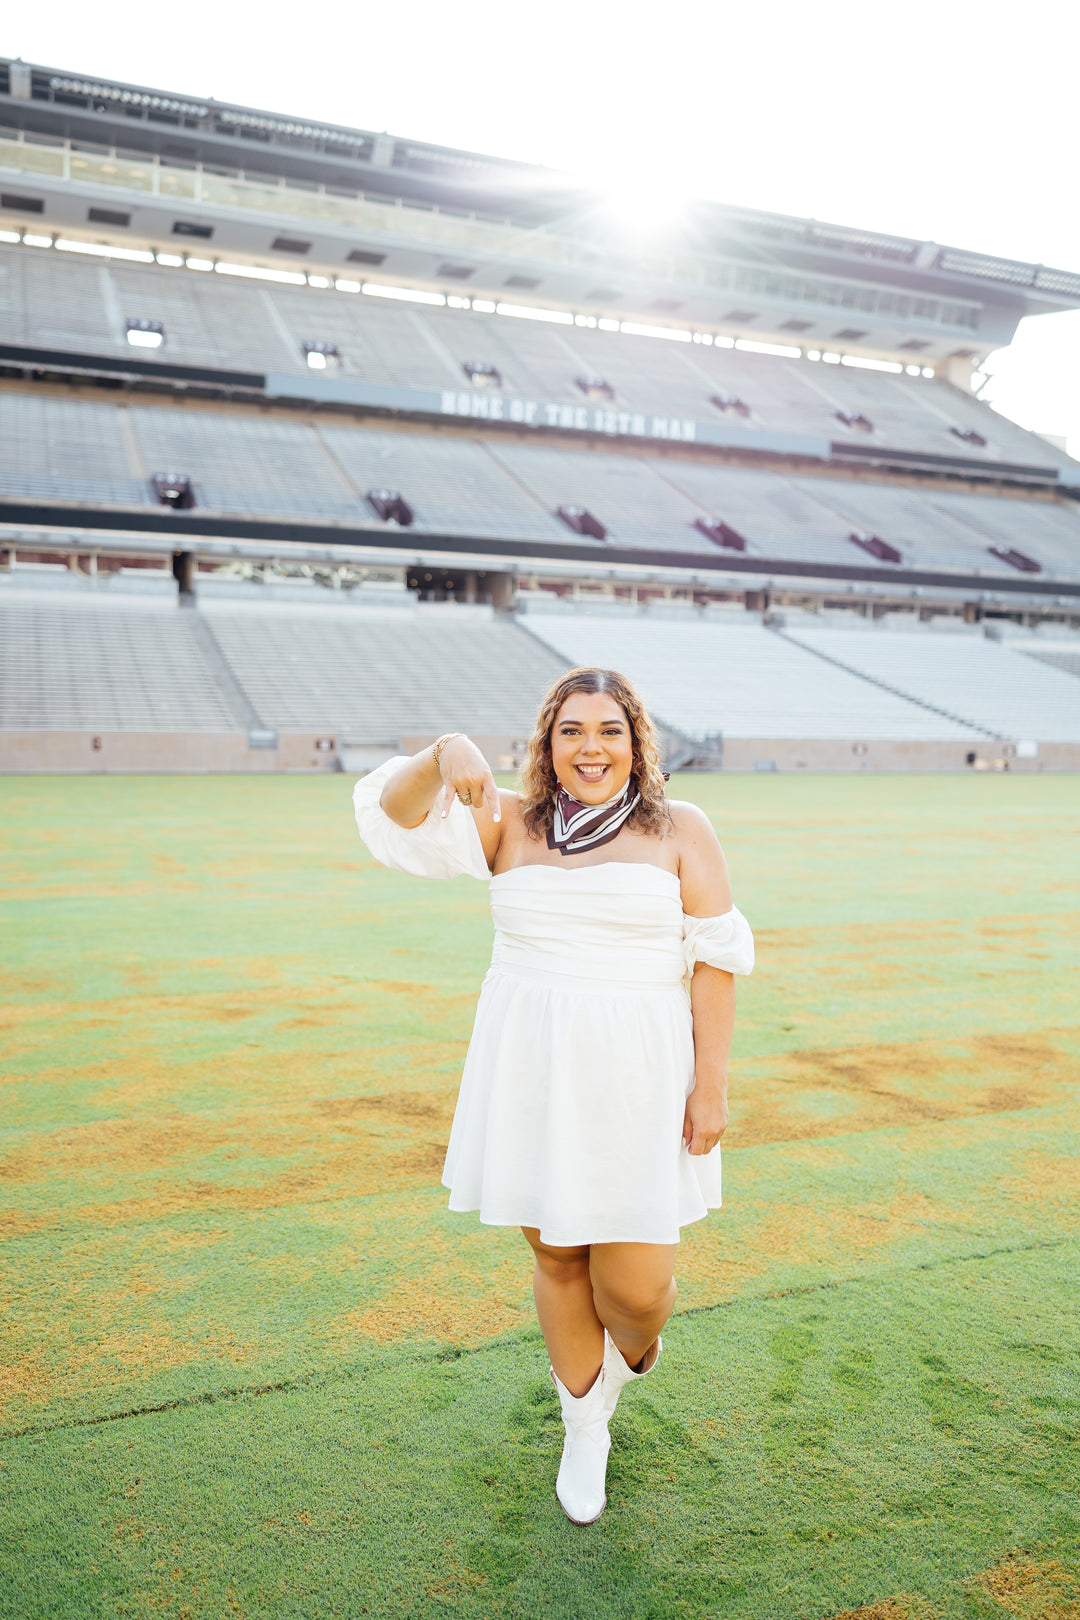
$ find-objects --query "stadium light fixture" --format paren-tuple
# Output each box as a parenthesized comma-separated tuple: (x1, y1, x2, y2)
(335, 278, 362, 293)
(185, 258, 214, 271)
(156, 252, 184, 267)
(215, 261, 307, 286)
(950, 426, 987, 447)
(921, 367, 935, 377)
(821, 352, 842, 364)
(471, 299, 497, 313)
(447, 295, 471, 309)
(989, 545, 1041, 573)
(620, 322, 692, 343)
(367, 489, 414, 525)
(712, 335, 735, 349)
(21, 234, 53, 248)
(849, 532, 902, 564)
(695, 518, 746, 552)
(904, 363, 921, 376)
(711, 393, 751, 418)
(152, 472, 196, 510)
(55, 239, 156, 263)
(495, 302, 573, 325)
(556, 505, 607, 541)
(463, 361, 502, 387)
(126, 320, 165, 349)
(0, 229, 21, 244)
(597, 318, 620, 332)
(576, 377, 615, 402)
(836, 409, 874, 432)
(362, 282, 446, 305)
(806, 349, 822, 361)
(574, 315, 598, 328)
(840, 355, 903, 374)
(307, 274, 332, 289)
(735, 339, 801, 359)
(304, 341, 341, 371)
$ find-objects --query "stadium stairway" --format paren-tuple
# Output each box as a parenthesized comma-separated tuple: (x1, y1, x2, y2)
(767, 625, 1004, 740)
(782, 623, 1080, 745)
(1017, 642, 1080, 682)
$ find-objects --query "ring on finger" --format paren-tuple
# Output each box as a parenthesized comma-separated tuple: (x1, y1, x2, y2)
(457, 788, 472, 805)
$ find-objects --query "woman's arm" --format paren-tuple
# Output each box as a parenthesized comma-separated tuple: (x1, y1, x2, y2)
(379, 734, 505, 868)
(671, 800, 736, 1157)
(686, 966, 735, 1154)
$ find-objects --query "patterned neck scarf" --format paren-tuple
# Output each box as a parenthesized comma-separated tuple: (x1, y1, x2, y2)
(547, 775, 641, 856)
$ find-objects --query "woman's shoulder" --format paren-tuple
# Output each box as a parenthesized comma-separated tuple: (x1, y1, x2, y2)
(665, 798, 721, 843)
(494, 786, 525, 818)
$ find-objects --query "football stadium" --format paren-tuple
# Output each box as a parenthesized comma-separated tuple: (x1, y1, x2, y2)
(2, 52, 1079, 1620)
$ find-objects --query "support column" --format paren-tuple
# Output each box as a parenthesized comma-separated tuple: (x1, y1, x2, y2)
(173, 549, 196, 604)
(486, 571, 516, 611)
(940, 356, 975, 392)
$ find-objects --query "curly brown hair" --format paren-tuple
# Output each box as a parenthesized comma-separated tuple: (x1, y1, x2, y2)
(519, 666, 672, 841)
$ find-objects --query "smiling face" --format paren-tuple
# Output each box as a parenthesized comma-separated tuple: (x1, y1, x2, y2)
(550, 691, 635, 803)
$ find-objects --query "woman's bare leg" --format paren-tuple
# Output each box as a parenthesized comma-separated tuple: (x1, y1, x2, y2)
(589, 1242, 678, 1369)
(521, 1227, 605, 1397)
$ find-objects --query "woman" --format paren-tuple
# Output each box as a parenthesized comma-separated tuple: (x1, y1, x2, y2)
(353, 667, 753, 1525)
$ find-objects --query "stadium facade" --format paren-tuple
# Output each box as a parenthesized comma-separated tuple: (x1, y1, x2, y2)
(2, 58, 1080, 772)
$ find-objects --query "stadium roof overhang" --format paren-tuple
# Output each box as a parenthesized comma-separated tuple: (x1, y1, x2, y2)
(3, 58, 1079, 364)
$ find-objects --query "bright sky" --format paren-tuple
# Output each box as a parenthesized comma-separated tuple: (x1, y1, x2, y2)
(8, 0, 1079, 453)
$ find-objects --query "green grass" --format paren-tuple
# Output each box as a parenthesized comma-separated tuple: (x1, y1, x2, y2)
(2, 773, 1079, 1619)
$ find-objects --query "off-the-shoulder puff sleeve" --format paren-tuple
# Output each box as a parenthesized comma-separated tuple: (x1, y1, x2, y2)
(353, 756, 490, 880)
(683, 906, 755, 978)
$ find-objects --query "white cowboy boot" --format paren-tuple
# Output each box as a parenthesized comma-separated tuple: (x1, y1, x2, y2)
(551, 1366, 611, 1525)
(601, 1330, 663, 1419)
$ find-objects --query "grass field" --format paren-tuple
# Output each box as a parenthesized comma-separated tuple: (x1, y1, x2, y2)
(2, 772, 1079, 1620)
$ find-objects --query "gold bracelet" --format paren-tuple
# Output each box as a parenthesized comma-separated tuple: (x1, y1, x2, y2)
(432, 732, 463, 769)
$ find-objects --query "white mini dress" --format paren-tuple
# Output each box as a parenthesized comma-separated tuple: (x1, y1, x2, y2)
(354, 759, 755, 1247)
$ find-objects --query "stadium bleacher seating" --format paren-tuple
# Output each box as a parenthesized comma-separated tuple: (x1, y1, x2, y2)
(0, 583, 572, 743)
(129, 407, 360, 520)
(1, 245, 1074, 471)
(0, 392, 146, 506)
(0, 590, 239, 731)
(3, 573, 1078, 763)
(315, 425, 567, 543)
(1, 385, 1077, 579)
(782, 623, 1080, 742)
(1021, 644, 1080, 681)
(3, 67, 1080, 779)
(522, 611, 1080, 742)
(200, 601, 567, 740)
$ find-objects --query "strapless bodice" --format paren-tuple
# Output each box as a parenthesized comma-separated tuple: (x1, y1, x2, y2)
(489, 863, 686, 989)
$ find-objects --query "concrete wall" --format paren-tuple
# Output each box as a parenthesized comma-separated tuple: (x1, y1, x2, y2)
(3, 730, 1078, 774)
(0, 730, 341, 773)
(719, 738, 1080, 772)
